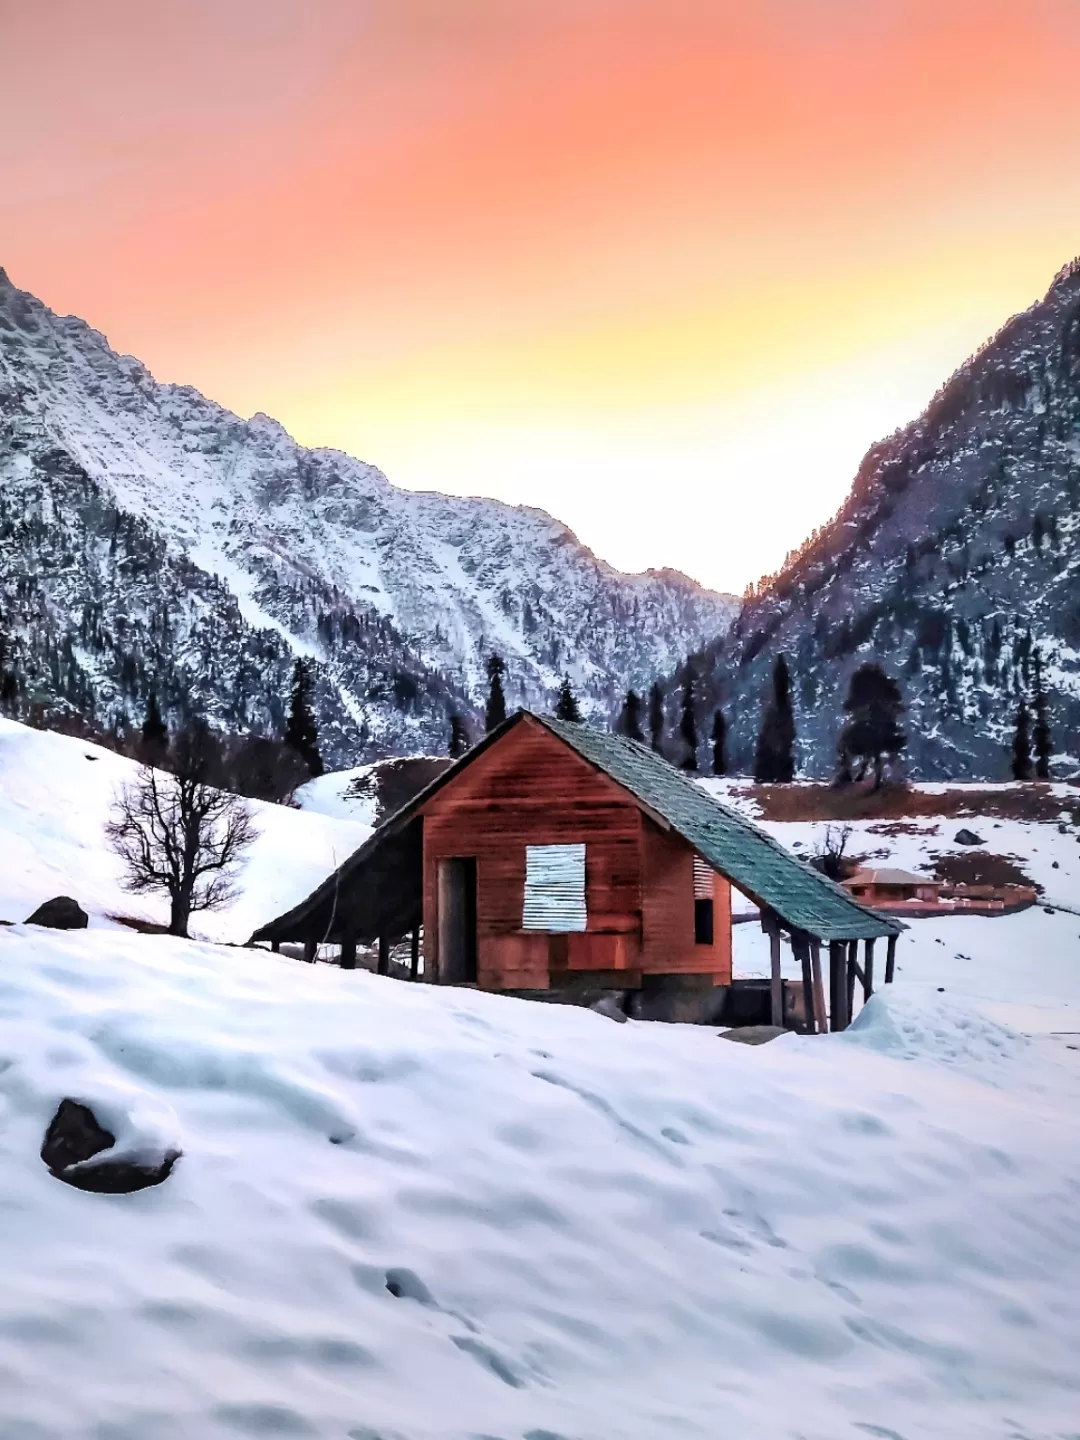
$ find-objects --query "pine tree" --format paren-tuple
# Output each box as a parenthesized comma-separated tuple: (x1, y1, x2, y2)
(836, 662, 907, 790)
(555, 676, 582, 723)
(1032, 648, 1052, 780)
(141, 689, 168, 757)
(617, 689, 644, 742)
(678, 673, 698, 770)
(711, 709, 728, 776)
(284, 658, 323, 777)
(754, 654, 796, 782)
(448, 713, 470, 757)
(485, 654, 507, 733)
(1010, 699, 1033, 781)
(648, 681, 664, 754)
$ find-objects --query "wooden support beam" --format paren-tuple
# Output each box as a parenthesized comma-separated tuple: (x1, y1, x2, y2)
(377, 933, 390, 976)
(792, 937, 815, 1034)
(270, 939, 280, 954)
(769, 929, 783, 1028)
(303, 938, 317, 964)
(829, 940, 847, 1031)
(863, 939, 875, 999)
(885, 933, 898, 984)
(810, 940, 827, 1034)
(410, 926, 420, 982)
(340, 934, 357, 971)
(846, 940, 858, 1022)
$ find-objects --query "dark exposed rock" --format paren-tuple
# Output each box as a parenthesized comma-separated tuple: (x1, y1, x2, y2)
(589, 996, 629, 1023)
(41, 1099, 179, 1194)
(953, 829, 985, 846)
(25, 896, 88, 929)
(719, 1025, 787, 1045)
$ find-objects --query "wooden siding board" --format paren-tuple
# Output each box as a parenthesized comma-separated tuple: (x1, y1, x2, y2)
(421, 720, 644, 990)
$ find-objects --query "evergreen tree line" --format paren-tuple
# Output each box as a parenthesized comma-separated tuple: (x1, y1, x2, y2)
(455, 640, 1059, 786)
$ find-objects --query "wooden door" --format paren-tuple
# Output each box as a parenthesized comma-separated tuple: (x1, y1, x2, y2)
(437, 858, 477, 984)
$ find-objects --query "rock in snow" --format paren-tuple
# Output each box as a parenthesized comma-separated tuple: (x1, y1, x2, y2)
(24, 895, 89, 929)
(953, 828, 985, 846)
(41, 1098, 179, 1194)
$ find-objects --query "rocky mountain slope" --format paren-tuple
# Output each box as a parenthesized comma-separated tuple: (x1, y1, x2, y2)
(681, 260, 1080, 779)
(0, 268, 736, 764)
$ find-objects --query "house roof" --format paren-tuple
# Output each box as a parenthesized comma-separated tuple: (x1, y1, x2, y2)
(845, 868, 935, 888)
(252, 710, 901, 945)
(536, 717, 901, 942)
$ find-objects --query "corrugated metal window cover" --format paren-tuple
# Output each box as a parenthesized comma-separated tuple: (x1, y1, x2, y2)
(523, 843, 587, 932)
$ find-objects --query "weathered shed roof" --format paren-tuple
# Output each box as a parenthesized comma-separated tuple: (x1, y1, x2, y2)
(537, 718, 901, 942)
(252, 711, 901, 945)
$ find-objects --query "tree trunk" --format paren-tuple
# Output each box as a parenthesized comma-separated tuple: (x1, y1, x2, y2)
(168, 891, 191, 937)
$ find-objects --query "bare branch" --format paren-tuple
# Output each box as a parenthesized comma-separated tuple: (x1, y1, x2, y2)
(105, 753, 257, 936)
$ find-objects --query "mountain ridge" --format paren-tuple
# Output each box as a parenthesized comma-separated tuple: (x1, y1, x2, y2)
(676, 260, 1080, 779)
(0, 267, 736, 763)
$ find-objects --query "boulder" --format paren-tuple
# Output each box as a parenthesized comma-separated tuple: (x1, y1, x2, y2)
(589, 996, 629, 1023)
(953, 829, 984, 847)
(25, 896, 88, 929)
(41, 1099, 179, 1194)
(719, 1025, 787, 1046)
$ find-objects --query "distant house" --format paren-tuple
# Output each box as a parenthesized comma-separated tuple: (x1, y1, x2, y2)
(844, 869, 942, 906)
(843, 868, 1037, 916)
(252, 712, 900, 1031)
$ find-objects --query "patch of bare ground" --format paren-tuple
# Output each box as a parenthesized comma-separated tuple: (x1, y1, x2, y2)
(108, 914, 171, 935)
(739, 782, 1078, 823)
(930, 851, 1041, 892)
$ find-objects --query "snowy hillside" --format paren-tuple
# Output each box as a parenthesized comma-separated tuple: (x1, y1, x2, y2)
(0, 717, 372, 941)
(1, 924, 1078, 1438)
(3, 718, 1080, 1435)
(0, 267, 736, 762)
(686, 259, 1080, 779)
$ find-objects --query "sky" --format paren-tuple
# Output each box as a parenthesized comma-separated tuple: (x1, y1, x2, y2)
(3, 1, 1080, 594)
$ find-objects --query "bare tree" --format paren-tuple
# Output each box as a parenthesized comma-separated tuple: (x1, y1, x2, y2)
(106, 726, 257, 936)
(811, 824, 854, 881)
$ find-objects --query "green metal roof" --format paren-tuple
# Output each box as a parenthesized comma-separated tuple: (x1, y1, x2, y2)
(536, 716, 901, 943)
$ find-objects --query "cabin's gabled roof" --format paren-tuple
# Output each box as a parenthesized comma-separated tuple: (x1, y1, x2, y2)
(534, 717, 901, 942)
(253, 709, 900, 945)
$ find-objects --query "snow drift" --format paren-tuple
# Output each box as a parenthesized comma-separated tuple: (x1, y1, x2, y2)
(0, 926, 1078, 1440)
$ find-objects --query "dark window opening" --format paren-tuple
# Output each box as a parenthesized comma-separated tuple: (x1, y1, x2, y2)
(694, 898, 714, 945)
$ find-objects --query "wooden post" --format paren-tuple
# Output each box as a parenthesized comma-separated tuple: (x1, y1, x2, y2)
(800, 944, 817, 1036)
(303, 938, 317, 964)
(885, 933, 898, 984)
(410, 925, 420, 981)
(377, 933, 390, 975)
(769, 929, 783, 1028)
(271, 939, 280, 954)
(810, 940, 827, 1034)
(829, 940, 847, 1031)
(863, 939, 875, 999)
(340, 934, 357, 971)
(846, 940, 858, 1022)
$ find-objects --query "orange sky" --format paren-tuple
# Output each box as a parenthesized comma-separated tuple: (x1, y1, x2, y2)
(3, 0, 1080, 589)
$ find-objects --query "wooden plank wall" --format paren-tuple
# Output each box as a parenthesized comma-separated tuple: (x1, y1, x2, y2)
(421, 716, 732, 990)
(422, 718, 642, 989)
(640, 820, 732, 983)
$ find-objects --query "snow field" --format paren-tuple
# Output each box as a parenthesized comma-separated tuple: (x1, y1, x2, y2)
(0, 717, 372, 941)
(0, 927, 1078, 1440)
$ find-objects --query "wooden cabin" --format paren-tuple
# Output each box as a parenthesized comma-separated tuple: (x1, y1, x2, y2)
(252, 712, 901, 1032)
(844, 868, 942, 907)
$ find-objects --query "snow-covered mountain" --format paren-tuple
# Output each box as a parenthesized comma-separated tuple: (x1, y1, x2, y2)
(0, 268, 736, 763)
(681, 260, 1080, 779)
